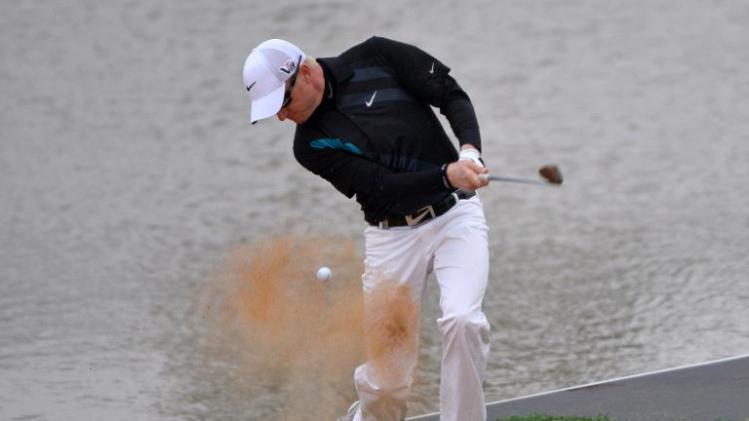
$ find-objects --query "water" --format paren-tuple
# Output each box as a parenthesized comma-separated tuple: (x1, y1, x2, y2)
(2, 1, 748, 419)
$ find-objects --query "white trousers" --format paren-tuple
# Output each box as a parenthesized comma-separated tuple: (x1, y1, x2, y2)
(353, 195, 490, 421)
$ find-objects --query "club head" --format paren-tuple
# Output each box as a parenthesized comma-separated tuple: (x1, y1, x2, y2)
(539, 165, 563, 185)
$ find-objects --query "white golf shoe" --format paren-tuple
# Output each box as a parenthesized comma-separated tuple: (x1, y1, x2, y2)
(337, 401, 361, 421)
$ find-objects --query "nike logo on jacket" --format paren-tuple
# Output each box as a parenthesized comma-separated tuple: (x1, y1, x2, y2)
(365, 91, 377, 107)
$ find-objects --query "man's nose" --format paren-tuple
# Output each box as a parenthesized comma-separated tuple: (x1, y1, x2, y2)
(276, 109, 287, 121)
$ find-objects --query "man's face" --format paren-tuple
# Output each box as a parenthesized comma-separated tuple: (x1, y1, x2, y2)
(276, 63, 317, 124)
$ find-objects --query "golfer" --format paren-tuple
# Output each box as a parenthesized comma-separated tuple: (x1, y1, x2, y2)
(242, 36, 491, 421)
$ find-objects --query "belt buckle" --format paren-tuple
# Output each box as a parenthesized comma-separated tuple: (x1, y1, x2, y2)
(405, 205, 436, 226)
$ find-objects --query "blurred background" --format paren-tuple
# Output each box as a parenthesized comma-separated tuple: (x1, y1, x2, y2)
(2, 0, 748, 420)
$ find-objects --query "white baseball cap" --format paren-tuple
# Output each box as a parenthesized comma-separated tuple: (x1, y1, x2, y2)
(243, 39, 306, 123)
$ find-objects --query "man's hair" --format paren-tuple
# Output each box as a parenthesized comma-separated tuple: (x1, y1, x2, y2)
(303, 56, 318, 68)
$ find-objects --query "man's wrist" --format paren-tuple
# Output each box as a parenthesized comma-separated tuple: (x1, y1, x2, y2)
(440, 163, 454, 189)
(460, 143, 479, 151)
(459, 148, 484, 167)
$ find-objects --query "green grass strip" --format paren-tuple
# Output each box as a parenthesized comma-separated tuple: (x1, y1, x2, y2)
(494, 415, 613, 421)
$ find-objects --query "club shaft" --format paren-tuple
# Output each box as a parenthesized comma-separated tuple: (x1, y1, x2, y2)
(482, 175, 551, 186)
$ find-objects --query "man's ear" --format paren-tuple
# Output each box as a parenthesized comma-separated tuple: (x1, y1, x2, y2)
(299, 62, 313, 79)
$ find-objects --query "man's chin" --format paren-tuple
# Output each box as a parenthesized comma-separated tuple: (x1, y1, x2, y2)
(290, 115, 310, 124)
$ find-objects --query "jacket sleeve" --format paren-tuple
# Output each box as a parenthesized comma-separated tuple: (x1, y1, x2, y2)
(369, 36, 482, 151)
(293, 124, 449, 206)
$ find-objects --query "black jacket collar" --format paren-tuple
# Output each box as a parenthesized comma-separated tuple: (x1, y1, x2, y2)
(317, 56, 353, 85)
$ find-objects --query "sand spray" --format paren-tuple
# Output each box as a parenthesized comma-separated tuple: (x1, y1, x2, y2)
(197, 234, 421, 419)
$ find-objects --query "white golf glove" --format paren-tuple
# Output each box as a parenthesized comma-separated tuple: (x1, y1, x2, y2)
(459, 147, 484, 167)
(456, 147, 485, 193)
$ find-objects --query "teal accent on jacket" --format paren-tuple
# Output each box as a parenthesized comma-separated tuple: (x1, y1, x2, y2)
(310, 138, 364, 155)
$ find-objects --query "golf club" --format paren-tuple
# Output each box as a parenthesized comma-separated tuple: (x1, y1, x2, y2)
(479, 164, 563, 187)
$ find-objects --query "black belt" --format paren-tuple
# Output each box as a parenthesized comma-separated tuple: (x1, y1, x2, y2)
(373, 190, 475, 229)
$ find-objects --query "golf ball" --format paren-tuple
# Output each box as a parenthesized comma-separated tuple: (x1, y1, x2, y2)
(316, 266, 332, 281)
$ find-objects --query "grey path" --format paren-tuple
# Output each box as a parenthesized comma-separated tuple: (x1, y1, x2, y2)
(408, 354, 749, 421)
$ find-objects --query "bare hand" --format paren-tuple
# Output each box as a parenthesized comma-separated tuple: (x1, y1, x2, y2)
(446, 160, 489, 191)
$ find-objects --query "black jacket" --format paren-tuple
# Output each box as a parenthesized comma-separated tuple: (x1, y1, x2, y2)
(293, 36, 482, 224)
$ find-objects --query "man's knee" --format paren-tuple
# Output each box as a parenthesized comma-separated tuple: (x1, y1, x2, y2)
(437, 309, 490, 341)
(354, 364, 412, 401)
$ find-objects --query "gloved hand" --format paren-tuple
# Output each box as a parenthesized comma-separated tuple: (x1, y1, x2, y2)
(459, 147, 484, 168)
(445, 160, 488, 192)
